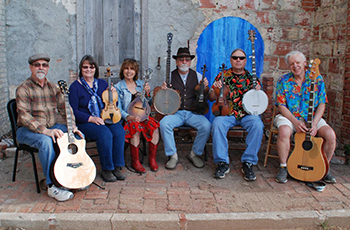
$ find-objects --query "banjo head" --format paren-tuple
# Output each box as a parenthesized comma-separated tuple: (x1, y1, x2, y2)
(153, 89, 181, 115)
(242, 90, 268, 115)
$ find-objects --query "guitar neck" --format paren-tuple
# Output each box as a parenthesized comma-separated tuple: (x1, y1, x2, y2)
(305, 77, 316, 139)
(64, 94, 75, 143)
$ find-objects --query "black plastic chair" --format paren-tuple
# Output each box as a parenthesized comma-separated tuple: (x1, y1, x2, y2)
(7, 99, 40, 193)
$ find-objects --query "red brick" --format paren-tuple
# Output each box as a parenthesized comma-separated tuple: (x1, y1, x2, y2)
(199, 0, 216, 8)
(273, 42, 293, 55)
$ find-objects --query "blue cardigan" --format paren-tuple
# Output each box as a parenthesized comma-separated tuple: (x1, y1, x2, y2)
(69, 78, 108, 124)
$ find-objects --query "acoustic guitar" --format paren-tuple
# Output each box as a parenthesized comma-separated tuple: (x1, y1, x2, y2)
(127, 68, 153, 122)
(53, 80, 96, 189)
(242, 30, 268, 116)
(153, 32, 181, 115)
(287, 59, 329, 182)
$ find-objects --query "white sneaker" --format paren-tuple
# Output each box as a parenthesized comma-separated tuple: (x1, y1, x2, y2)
(48, 185, 74, 202)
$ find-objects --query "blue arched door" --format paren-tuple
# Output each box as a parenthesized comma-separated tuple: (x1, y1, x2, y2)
(196, 17, 264, 122)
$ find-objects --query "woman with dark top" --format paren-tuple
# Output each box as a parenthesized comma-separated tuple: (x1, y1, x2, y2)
(69, 55, 126, 182)
(115, 59, 160, 173)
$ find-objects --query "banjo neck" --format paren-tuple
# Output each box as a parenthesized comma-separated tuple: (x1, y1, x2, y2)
(165, 33, 173, 86)
(248, 30, 257, 88)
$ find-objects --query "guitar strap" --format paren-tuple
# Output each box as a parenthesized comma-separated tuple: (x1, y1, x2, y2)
(80, 77, 103, 117)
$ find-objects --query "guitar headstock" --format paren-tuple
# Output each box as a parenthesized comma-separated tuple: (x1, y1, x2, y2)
(144, 68, 153, 82)
(58, 80, 69, 95)
(248, 30, 257, 43)
(167, 33, 173, 45)
(308, 58, 321, 80)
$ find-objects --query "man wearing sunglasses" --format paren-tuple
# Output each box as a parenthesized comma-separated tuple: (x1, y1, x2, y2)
(16, 53, 83, 202)
(209, 48, 264, 181)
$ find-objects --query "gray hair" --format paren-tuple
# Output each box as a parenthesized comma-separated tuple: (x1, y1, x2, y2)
(285, 51, 306, 65)
(230, 48, 246, 57)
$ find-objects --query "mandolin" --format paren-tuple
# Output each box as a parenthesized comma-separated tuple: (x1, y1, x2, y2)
(101, 68, 121, 124)
(242, 30, 268, 116)
(287, 59, 329, 182)
(191, 64, 209, 115)
(212, 64, 230, 116)
(127, 68, 153, 122)
(153, 32, 181, 115)
(53, 80, 96, 189)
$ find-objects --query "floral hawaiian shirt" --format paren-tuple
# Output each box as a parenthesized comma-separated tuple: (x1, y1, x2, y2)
(275, 70, 328, 121)
(212, 68, 258, 119)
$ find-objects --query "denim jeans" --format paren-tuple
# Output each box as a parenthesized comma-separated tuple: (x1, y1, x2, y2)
(77, 121, 125, 171)
(17, 124, 68, 185)
(211, 115, 264, 165)
(159, 110, 211, 156)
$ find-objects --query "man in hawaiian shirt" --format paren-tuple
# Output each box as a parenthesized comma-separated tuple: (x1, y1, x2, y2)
(209, 48, 264, 181)
(274, 50, 336, 184)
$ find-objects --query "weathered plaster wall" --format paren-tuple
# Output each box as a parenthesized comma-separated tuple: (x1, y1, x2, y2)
(146, 0, 205, 88)
(0, 0, 9, 136)
(5, 0, 77, 99)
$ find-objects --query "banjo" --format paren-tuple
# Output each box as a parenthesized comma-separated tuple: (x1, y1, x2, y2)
(153, 33, 181, 115)
(242, 30, 268, 116)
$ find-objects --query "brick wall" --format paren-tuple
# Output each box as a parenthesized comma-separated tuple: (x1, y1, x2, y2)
(0, 0, 9, 137)
(197, 0, 350, 145)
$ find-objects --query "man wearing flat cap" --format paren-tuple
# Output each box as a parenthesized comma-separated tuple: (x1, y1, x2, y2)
(159, 47, 211, 170)
(16, 53, 83, 202)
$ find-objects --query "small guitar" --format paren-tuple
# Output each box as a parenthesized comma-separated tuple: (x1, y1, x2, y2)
(53, 80, 96, 189)
(127, 68, 153, 122)
(191, 64, 209, 115)
(287, 59, 329, 182)
(242, 30, 268, 116)
(101, 68, 122, 124)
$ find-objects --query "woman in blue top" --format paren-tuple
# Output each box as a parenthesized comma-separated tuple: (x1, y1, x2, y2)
(69, 55, 126, 183)
(115, 59, 160, 173)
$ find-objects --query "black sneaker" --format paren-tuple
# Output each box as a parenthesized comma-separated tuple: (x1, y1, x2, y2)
(275, 166, 288, 183)
(323, 172, 336, 184)
(213, 162, 230, 179)
(241, 162, 256, 181)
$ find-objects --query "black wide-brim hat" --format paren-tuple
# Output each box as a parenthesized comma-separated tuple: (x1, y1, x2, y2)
(172, 47, 195, 60)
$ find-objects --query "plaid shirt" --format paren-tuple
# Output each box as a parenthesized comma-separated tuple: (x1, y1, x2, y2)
(16, 77, 70, 133)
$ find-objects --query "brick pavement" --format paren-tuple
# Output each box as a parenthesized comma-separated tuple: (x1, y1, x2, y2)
(0, 141, 350, 229)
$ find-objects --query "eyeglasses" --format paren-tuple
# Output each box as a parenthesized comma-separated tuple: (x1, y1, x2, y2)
(178, 57, 192, 62)
(231, 56, 246, 60)
(82, 65, 96, 69)
(32, 63, 49, 68)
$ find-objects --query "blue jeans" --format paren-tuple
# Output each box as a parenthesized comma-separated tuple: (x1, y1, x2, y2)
(17, 124, 68, 185)
(77, 121, 125, 171)
(159, 110, 211, 156)
(212, 115, 264, 165)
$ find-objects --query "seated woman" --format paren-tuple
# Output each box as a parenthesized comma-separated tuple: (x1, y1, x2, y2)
(69, 55, 126, 182)
(115, 59, 160, 173)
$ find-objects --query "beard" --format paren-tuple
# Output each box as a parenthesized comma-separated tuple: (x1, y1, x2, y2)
(36, 71, 46, 80)
(179, 64, 189, 72)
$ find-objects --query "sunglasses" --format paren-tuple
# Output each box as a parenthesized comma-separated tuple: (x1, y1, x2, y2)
(32, 63, 49, 68)
(82, 65, 96, 69)
(178, 57, 192, 62)
(231, 56, 246, 60)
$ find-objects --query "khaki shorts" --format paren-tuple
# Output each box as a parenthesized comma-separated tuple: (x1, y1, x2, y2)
(273, 114, 329, 131)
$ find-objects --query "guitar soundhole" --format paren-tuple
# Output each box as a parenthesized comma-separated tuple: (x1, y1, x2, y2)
(302, 140, 313, 151)
(68, 143, 78, 155)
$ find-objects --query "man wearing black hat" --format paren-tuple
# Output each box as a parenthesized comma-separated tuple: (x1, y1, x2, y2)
(159, 47, 211, 170)
(16, 53, 83, 201)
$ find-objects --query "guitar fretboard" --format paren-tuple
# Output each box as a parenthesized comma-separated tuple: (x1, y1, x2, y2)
(63, 94, 75, 143)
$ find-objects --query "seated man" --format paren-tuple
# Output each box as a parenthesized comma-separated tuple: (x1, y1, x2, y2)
(159, 47, 211, 170)
(209, 48, 264, 181)
(274, 50, 336, 184)
(16, 53, 84, 201)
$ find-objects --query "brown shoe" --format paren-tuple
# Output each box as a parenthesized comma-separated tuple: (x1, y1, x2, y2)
(101, 170, 117, 182)
(112, 167, 126, 180)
